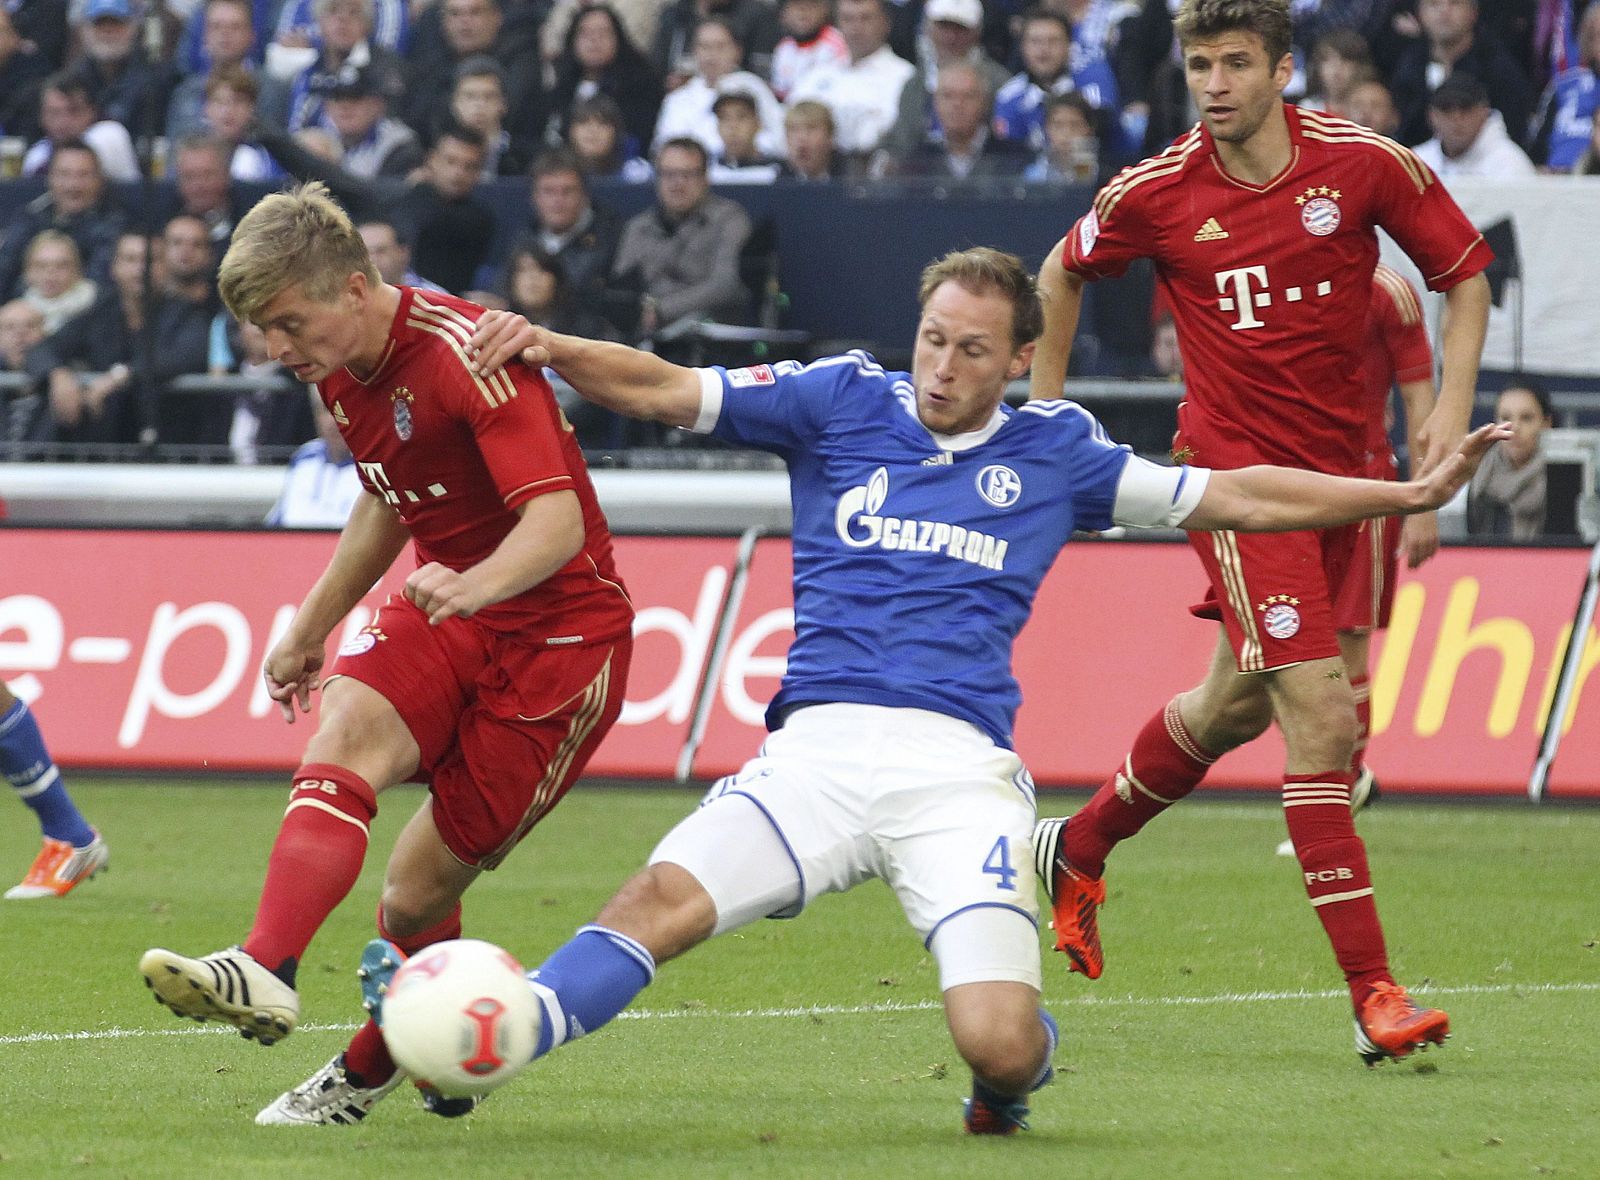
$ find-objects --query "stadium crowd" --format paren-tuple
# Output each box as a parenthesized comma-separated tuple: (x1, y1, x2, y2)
(0, 0, 1595, 457)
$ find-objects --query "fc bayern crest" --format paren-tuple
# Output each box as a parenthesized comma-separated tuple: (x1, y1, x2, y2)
(1262, 603, 1301, 639)
(1301, 197, 1341, 237)
(391, 386, 414, 441)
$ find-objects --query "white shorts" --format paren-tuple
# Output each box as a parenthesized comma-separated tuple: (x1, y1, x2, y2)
(649, 703, 1042, 990)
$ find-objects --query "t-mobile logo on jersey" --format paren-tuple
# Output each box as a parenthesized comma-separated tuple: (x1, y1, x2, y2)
(1214, 266, 1335, 331)
(357, 460, 449, 507)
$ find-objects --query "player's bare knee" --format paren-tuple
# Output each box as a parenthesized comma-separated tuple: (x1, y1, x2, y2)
(378, 882, 454, 940)
(952, 1015, 1046, 1094)
(302, 682, 416, 786)
(595, 862, 717, 964)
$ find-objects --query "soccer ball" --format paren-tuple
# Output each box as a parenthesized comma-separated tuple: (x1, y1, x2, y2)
(380, 938, 541, 1098)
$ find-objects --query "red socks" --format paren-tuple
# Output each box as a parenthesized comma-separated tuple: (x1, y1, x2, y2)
(1282, 769, 1390, 1004)
(242, 763, 377, 984)
(343, 903, 464, 1086)
(1065, 698, 1217, 879)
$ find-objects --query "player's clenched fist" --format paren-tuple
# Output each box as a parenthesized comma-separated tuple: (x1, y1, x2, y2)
(405, 562, 488, 625)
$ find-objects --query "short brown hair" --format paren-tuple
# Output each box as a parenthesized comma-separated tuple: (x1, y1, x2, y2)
(917, 247, 1044, 348)
(1174, 0, 1293, 66)
(218, 181, 378, 322)
(205, 61, 259, 102)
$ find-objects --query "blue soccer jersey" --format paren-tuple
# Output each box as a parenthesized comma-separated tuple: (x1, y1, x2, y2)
(691, 352, 1209, 748)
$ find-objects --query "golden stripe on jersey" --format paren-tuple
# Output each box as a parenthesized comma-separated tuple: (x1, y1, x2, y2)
(1211, 530, 1265, 672)
(1093, 127, 1205, 220)
(1373, 264, 1423, 325)
(407, 293, 519, 409)
(1296, 110, 1431, 194)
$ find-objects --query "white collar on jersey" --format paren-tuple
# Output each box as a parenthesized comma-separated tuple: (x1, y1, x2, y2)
(920, 404, 1008, 452)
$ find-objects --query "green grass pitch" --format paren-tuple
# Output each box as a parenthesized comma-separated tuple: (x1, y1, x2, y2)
(2, 779, 1596, 1179)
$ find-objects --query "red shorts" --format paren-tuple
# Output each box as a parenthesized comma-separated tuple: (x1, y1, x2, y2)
(1187, 524, 1361, 672)
(326, 597, 631, 869)
(1333, 454, 1400, 633)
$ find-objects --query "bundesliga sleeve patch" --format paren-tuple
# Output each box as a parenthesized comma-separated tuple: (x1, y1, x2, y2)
(1078, 208, 1100, 257)
(727, 365, 776, 388)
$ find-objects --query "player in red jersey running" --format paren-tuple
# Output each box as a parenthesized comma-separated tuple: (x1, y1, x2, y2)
(139, 182, 635, 1123)
(1029, 0, 1491, 1065)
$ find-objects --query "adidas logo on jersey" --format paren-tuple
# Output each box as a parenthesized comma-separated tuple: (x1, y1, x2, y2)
(1193, 218, 1229, 242)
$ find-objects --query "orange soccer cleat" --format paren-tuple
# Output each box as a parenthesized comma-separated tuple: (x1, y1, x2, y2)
(1354, 981, 1450, 1065)
(4, 832, 109, 899)
(1031, 817, 1106, 979)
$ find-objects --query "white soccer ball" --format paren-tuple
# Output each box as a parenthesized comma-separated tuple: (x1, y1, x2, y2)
(380, 938, 541, 1098)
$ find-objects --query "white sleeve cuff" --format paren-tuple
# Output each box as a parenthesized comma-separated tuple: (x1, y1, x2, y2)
(1111, 456, 1212, 528)
(689, 368, 724, 434)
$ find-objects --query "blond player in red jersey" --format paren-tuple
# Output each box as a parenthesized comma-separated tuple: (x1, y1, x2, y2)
(1029, 0, 1492, 1065)
(139, 182, 634, 1123)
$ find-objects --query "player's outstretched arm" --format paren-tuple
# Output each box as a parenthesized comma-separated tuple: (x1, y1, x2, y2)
(468, 311, 704, 428)
(1417, 272, 1490, 476)
(1182, 422, 1510, 534)
(1396, 375, 1441, 568)
(264, 492, 411, 721)
(1031, 237, 1085, 401)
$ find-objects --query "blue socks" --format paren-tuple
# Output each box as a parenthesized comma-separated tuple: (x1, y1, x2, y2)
(1032, 1008, 1059, 1092)
(525, 925, 656, 1059)
(1, 698, 93, 847)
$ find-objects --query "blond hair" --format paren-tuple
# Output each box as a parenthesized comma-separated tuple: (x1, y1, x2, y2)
(218, 181, 378, 322)
(918, 247, 1043, 348)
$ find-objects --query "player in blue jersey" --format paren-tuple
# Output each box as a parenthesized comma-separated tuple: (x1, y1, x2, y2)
(358, 248, 1503, 1135)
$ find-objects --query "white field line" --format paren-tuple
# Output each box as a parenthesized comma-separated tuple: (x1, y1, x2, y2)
(5, 980, 1596, 1047)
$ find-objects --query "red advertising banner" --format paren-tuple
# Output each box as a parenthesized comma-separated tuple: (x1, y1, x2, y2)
(3, 530, 1593, 797)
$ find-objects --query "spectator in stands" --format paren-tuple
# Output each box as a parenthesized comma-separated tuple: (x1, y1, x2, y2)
(166, 0, 257, 140)
(889, 59, 1030, 179)
(269, 0, 406, 63)
(503, 245, 621, 341)
(200, 64, 277, 181)
(1572, 106, 1600, 173)
(1301, 27, 1376, 116)
(1416, 72, 1537, 178)
(1531, 3, 1600, 170)
(994, 8, 1117, 153)
(149, 213, 227, 445)
(788, 0, 916, 161)
(1345, 76, 1403, 136)
(402, 0, 546, 149)
(1468, 381, 1553, 540)
(653, 0, 782, 87)
(22, 72, 138, 181)
(0, 299, 44, 373)
(541, 0, 664, 90)
(613, 137, 752, 335)
(9, 0, 68, 70)
(19, 229, 96, 333)
(266, 388, 361, 527)
(0, 298, 47, 446)
(654, 18, 786, 157)
(162, 135, 254, 251)
(0, 141, 126, 298)
(310, 61, 422, 179)
(887, 0, 1011, 158)
(0, 8, 51, 145)
(68, 0, 172, 138)
(448, 56, 529, 178)
(777, 98, 842, 179)
(709, 86, 784, 181)
(1023, 90, 1103, 183)
(770, 0, 848, 100)
(507, 149, 627, 328)
(34, 231, 152, 443)
(1147, 311, 1181, 380)
(276, 0, 405, 134)
(1389, 0, 1536, 147)
(547, 4, 663, 153)
(220, 317, 314, 465)
(566, 94, 655, 180)
(254, 114, 496, 293)
(357, 219, 444, 291)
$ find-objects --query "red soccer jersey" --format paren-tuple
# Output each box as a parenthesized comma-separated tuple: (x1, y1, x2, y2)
(317, 287, 633, 643)
(1362, 264, 1434, 460)
(1064, 105, 1491, 475)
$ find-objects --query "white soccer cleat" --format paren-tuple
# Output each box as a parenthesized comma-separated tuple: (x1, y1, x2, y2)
(1276, 767, 1379, 856)
(255, 1054, 406, 1126)
(139, 945, 300, 1045)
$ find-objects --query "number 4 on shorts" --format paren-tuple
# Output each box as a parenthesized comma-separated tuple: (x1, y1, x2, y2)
(983, 836, 1018, 891)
